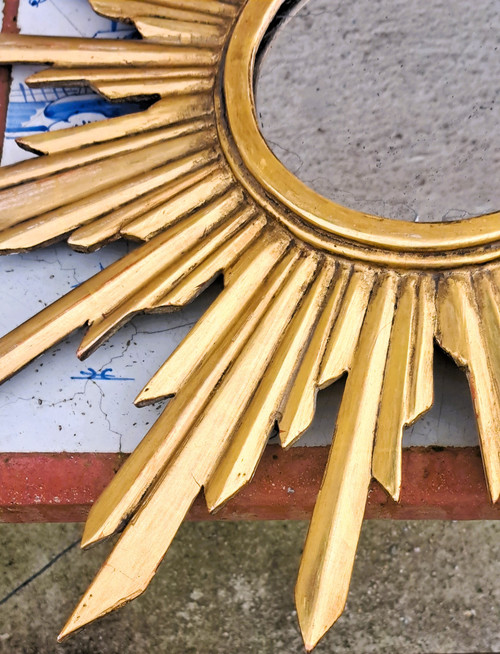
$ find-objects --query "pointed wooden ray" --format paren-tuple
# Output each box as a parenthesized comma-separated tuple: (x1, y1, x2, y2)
(151, 214, 266, 308)
(82, 234, 296, 546)
(136, 228, 294, 403)
(0, 130, 217, 234)
(0, 188, 241, 380)
(405, 275, 436, 424)
(0, 34, 218, 67)
(278, 263, 351, 448)
(26, 67, 214, 87)
(372, 275, 435, 500)
(437, 272, 500, 502)
(62, 253, 318, 638)
(318, 266, 375, 386)
(295, 272, 397, 652)
(86, 76, 214, 100)
(16, 96, 213, 155)
(121, 166, 234, 240)
(77, 204, 256, 357)
(0, 153, 224, 251)
(68, 161, 221, 251)
(0, 120, 211, 191)
(205, 258, 335, 511)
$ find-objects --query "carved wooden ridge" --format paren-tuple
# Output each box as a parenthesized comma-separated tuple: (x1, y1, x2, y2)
(0, 0, 498, 649)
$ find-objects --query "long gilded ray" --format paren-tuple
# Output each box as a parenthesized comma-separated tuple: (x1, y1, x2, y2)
(295, 272, 398, 651)
(77, 203, 257, 356)
(0, 119, 211, 191)
(61, 253, 319, 637)
(68, 159, 223, 251)
(278, 263, 351, 448)
(318, 266, 375, 386)
(17, 96, 213, 155)
(83, 232, 296, 546)
(0, 34, 218, 67)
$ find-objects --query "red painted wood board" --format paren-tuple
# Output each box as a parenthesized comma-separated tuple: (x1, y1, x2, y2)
(1, 446, 498, 523)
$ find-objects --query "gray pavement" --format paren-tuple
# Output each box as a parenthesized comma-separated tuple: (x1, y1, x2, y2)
(1, 521, 499, 653)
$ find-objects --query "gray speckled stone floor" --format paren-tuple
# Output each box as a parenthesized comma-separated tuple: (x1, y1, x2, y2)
(1, 521, 499, 653)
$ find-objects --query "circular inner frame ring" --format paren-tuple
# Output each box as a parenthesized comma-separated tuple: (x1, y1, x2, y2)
(221, 0, 500, 268)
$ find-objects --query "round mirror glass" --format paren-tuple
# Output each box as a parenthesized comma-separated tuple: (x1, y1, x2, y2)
(256, 0, 500, 222)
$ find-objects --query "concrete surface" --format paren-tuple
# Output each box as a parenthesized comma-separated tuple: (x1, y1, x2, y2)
(0, 521, 499, 653)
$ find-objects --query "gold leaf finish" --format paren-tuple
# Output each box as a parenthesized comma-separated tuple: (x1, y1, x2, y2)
(437, 273, 500, 502)
(0, 0, 497, 649)
(296, 273, 398, 651)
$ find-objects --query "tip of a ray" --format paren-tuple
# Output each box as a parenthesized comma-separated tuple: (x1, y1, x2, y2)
(490, 486, 500, 504)
(81, 506, 112, 548)
(204, 491, 226, 514)
(279, 429, 301, 450)
(133, 387, 154, 406)
(296, 616, 328, 653)
(57, 600, 96, 642)
(80, 527, 102, 549)
(296, 601, 344, 652)
(133, 384, 174, 406)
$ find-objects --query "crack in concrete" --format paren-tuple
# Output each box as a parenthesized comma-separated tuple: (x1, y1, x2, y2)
(0, 538, 80, 608)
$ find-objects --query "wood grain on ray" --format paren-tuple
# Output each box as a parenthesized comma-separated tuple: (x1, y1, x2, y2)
(122, 165, 235, 240)
(135, 17, 227, 47)
(205, 257, 335, 511)
(83, 237, 298, 546)
(0, 151, 224, 251)
(0, 130, 217, 234)
(62, 254, 319, 638)
(295, 273, 398, 652)
(278, 263, 351, 448)
(17, 96, 213, 155)
(77, 201, 256, 358)
(0, 191, 250, 382)
(90, 0, 237, 22)
(318, 266, 375, 386)
(437, 272, 500, 502)
(0, 35, 218, 68)
(0, 120, 211, 191)
(68, 161, 222, 251)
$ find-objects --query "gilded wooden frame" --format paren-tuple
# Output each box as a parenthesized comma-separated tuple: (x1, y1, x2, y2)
(0, 0, 498, 649)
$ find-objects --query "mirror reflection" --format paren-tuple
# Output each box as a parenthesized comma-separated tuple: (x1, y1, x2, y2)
(257, 0, 500, 222)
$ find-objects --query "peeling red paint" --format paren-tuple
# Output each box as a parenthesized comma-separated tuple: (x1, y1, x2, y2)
(0, 447, 497, 523)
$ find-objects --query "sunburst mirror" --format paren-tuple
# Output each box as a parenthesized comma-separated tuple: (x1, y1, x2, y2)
(0, 0, 498, 650)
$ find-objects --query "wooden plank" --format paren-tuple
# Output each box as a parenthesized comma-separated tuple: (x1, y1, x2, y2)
(0, 447, 497, 523)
